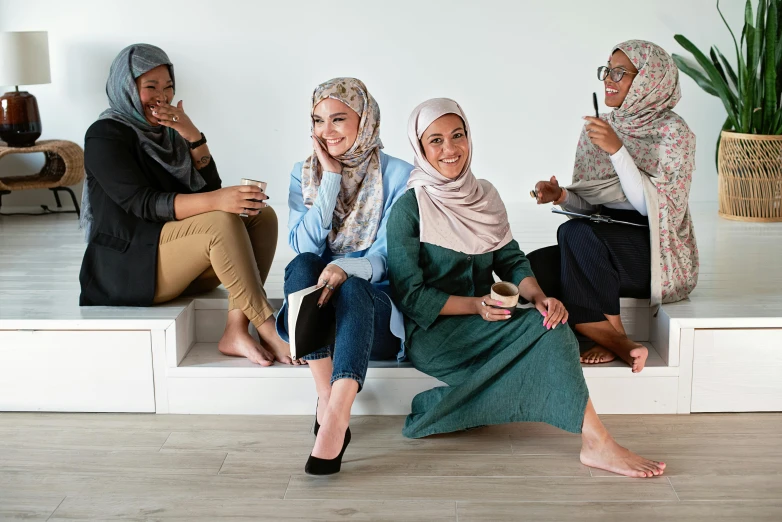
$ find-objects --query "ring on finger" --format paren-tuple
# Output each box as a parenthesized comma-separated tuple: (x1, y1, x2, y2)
(172, 115, 179, 122)
(326, 284, 335, 291)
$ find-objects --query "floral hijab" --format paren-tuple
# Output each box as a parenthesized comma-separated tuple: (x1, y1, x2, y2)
(301, 78, 384, 254)
(568, 40, 699, 304)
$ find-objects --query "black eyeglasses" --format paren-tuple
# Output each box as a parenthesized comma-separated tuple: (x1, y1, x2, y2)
(597, 65, 638, 82)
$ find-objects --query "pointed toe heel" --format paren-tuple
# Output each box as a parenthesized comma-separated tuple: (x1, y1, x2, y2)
(305, 427, 351, 476)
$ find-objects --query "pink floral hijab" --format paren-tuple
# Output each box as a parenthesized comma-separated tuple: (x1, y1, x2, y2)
(567, 40, 699, 304)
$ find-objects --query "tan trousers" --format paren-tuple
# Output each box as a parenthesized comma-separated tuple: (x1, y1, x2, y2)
(153, 209, 278, 330)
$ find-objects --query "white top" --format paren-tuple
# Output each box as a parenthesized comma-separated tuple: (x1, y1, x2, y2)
(562, 146, 648, 216)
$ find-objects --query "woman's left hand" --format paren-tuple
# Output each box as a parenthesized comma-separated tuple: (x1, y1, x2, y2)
(533, 296, 569, 330)
(317, 264, 348, 307)
(152, 100, 202, 143)
(584, 116, 623, 155)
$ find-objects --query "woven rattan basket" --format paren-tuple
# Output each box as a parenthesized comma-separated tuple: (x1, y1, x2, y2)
(718, 131, 782, 222)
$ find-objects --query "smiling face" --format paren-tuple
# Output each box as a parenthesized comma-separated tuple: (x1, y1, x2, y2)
(420, 113, 469, 180)
(312, 98, 360, 157)
(135, 65, 173, 126)
(604, 49, 638, 108)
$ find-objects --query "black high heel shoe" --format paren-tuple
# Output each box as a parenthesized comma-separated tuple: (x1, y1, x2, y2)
(313, 398, 320, 436)
(305, 427, 351, 476)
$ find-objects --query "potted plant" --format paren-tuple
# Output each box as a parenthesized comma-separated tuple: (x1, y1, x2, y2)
(673, 0, 782, 221)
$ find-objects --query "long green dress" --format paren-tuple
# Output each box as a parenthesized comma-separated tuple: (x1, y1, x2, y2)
(387, 190, 589, 439)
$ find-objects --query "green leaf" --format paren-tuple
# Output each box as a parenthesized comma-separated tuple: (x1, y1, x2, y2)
(715, 46, 739, 89)
(718, 0, 746, 100)
(673, 54, 720, 96)
(675, 34, 740, 129)
(746, 22, 758, 75)
(764, 0, 778, 133)
(709, 47, 728, 84)
(718, 0, 743, 67)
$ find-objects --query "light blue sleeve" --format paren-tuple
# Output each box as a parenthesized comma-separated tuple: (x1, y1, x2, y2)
(329, 257, 373, 280)
(362, 159, 412, 284)
(287, 162, 342, 255)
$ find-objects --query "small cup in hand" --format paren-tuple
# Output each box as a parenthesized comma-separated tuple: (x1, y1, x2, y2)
(490, 282, 519, 315)
(239, 178, 267, 218)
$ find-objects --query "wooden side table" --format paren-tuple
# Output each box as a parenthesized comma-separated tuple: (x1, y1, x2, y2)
(0, 140, 85, 217)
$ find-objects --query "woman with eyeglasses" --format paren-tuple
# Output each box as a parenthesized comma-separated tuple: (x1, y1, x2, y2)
(530, 40, 698, 372)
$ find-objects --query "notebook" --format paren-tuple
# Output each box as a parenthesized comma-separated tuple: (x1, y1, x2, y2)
(287, 285, 336, 361)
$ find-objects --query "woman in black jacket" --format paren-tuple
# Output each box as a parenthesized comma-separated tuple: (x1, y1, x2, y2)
(79, 44, 292, 365)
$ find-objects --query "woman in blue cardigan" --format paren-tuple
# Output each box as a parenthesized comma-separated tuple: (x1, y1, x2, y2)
(276, 78, 412, 475)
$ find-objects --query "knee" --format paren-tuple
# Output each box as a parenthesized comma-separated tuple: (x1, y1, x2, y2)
(557, 220, 590, 249)
(252, 205, 278, 229)
(285, 252, 324, 279)
(545, 324, 580, 355)
(335, 277, 373, 305)
(205, 211, 244, 238)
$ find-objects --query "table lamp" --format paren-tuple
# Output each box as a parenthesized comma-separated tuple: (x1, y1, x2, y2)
(0, 31, 51, 147)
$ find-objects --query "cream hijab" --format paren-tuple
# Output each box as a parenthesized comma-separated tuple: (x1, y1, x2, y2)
(407, 98, 513, 255)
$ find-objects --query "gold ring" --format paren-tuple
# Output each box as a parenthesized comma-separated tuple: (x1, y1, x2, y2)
(172, 116, 179, 122)
(326, 284, 334, 291)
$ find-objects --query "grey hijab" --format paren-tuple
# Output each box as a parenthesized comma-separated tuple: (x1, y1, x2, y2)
(80, 43, 205, 240)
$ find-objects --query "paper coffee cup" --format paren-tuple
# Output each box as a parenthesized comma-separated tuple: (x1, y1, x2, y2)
(491, 282, 519, 310)
(239, 178, 267, 217)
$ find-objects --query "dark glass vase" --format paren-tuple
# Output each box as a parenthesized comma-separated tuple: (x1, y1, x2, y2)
(0, 90, 42, 147)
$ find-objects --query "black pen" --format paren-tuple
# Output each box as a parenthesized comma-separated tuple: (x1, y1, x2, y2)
(592, 92, 599, 118)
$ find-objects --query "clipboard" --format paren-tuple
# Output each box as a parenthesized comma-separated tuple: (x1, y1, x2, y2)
(552, 208, 648, 228)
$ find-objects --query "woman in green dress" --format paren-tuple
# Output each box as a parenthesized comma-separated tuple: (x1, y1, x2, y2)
(387, 98, 666, 478)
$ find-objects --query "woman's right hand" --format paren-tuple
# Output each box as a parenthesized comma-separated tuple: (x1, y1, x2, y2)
(312, 136, 343, 175)
(534, 176, 564, 205)
(475, 296, 512, 322)
(210, 186, 268, 215)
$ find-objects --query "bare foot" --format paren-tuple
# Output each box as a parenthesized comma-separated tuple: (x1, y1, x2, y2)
(580, 435, 665, 478)
(628, 345, 648, 373)
(610, 342, 649, 373)
(580, 345, 616, 364)
(263, 337, 296, 365)
(619, 344, 649, 373)
(256, 317, 298, 365)
(218, 327, 274, 366)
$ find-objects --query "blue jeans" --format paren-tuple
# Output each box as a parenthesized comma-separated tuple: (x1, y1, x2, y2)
(281, 252, 398, 391)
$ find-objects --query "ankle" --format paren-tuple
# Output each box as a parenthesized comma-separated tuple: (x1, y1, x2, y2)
(582, 430, 612, 450)
(317, 391, 331, 406)
(323, 403, 351, 428)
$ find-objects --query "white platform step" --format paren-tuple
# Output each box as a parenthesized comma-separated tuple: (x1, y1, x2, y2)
(155, 341, 679, 416)
(4, 203, 781, 416)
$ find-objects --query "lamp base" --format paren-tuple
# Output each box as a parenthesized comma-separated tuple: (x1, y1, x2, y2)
(0, 91, 42, 147)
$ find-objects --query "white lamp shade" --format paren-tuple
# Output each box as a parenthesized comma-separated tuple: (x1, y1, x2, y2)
(0, 31, 51, 87)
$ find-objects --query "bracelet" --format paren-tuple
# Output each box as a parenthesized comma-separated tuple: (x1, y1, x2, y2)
(187, 132, 207, 150)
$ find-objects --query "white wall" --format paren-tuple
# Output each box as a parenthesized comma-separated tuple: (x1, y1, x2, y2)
(0, 0, 743, 210)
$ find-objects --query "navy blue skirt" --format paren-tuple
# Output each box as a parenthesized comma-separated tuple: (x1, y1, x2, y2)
(527, 207, 651, 325)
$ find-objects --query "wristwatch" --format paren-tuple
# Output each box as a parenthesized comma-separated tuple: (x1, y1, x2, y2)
(187, 132, 207, 149)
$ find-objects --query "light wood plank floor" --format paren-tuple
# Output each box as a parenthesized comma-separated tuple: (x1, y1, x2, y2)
(1, 413, 780, 521)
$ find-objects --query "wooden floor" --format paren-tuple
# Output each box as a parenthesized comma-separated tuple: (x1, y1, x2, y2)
(1, 412, 781, 521)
